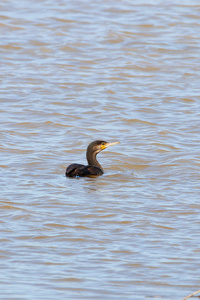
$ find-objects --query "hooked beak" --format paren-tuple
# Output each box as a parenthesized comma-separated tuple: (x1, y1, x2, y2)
(104, 141, 120, 149)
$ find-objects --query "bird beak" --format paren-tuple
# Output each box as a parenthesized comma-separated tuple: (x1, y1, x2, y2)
(105, 141, 120, 149)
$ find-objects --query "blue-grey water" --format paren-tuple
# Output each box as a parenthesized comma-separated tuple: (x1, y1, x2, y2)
(1, 0, 200, 299)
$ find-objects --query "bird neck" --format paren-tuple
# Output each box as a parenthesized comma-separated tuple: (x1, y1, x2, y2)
(86, 150, 103, 171)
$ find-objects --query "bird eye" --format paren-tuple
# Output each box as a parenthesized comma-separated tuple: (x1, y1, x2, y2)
(102, 142, 105, 145)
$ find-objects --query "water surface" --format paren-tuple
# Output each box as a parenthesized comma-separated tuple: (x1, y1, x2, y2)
(1, 0, 200, 299)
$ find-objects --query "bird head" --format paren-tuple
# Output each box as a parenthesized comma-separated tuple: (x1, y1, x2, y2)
(87, 140, 120, 155)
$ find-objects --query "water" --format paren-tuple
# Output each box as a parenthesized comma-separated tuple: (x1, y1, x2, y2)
(1, 0, 200, 299)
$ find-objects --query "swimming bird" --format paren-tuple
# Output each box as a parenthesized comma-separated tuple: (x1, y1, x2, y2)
(66, 140, 119, 177)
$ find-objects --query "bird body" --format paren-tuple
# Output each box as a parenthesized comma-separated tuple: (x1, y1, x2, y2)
(66, 140, 119, 177)
(66, 163, 103, 177)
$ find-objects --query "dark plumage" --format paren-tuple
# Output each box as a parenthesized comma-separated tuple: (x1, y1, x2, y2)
(65, 140, 119, 177)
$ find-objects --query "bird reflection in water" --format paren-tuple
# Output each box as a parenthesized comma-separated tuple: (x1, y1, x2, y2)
(66, 140, 119, 177)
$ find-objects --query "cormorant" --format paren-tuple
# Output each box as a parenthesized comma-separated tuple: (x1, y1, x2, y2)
(66, 140, 119, 177)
